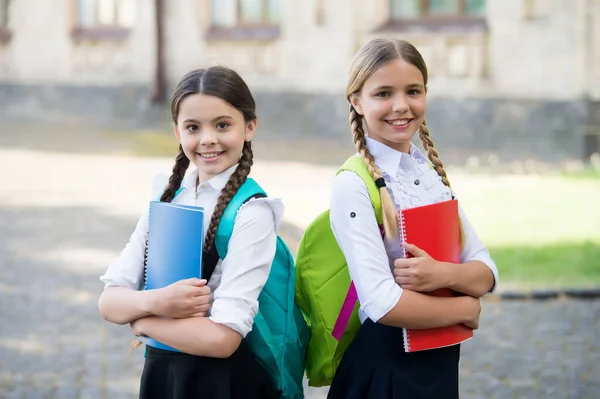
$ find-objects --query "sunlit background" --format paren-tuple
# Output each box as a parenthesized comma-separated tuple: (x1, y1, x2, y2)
(1, 0, 599, 398)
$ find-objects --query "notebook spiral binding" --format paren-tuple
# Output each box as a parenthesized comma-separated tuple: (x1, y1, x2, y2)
(399, 211, 408, 260)
(143, 236, 149, 290)
(398, 210, 411, 352)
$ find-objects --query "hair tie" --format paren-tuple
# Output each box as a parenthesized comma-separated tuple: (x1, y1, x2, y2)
(375, 177, 386, 188)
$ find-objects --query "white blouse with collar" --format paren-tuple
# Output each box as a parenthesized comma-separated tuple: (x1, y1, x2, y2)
(330, 137, 498, 324)
(100, 164, 284, 338)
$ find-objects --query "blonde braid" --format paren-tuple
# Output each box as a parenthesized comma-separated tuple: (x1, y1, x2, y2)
(418, 119, 451, 188)
(349, 104, 398, 237)
(418, 119, 465, 244)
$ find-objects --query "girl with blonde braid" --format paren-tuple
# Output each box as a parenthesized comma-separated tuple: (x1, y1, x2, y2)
(98, 67, 281, 399)
(327, 38, 498, 399)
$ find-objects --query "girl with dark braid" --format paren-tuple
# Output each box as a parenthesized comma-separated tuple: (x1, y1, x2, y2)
(326, 39, 499, 399)
(98, 66, 281, 399)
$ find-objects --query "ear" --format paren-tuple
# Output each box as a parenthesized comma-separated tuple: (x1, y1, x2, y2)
(349, 94, 364, 115)
(172, 123, 181, 142)
(245, 119, 257, 142)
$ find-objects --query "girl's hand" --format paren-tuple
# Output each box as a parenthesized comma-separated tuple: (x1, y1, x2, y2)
(148, 278, 212, 319)
(460, 296, 481, 330)
(130, 317, 146, 336)
(393, 243, 448, 292)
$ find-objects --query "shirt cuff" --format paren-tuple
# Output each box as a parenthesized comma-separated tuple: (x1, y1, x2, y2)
(361, 281, 404, 323)
(469, 254, 499, 293)
(209, 297, 258, 338)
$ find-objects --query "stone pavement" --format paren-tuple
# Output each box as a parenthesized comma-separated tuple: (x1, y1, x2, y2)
(0, 148, 598, 399)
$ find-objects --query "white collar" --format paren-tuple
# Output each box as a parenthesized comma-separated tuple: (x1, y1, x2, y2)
(181, 163, 239, 192)
(365, 136, 428, 177)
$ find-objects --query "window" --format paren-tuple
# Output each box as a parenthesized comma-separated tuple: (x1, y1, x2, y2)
(0, 0, 9, 28)
(391, 0, 486, 19)
(209, 0, 282, 40)
(212, 0, 281, 27)
(384, 0, 486, 32)
(0, 0, 10, 43)
(72, 0, 135, 41)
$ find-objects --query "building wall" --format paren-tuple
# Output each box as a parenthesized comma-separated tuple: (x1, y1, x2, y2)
(0, 0, 154, 85)
(0, 0, 598, 161)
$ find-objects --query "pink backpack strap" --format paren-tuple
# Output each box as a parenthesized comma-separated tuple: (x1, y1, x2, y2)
(332, 282, 358, 340)
(332, 224, 385, 340)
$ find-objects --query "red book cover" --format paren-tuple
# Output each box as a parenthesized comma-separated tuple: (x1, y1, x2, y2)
(399, 199, 473, 352)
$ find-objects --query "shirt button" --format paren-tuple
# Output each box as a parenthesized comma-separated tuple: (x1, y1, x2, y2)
(200, 184, 207, 189)
(414, 179, 420, 185)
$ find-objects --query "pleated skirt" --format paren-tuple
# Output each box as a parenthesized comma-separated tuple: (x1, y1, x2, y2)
(139, 340, 280, 399)
(327, 319, 461, 399)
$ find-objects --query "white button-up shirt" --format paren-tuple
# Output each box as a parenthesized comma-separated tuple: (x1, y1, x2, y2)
(330, 137, 498, 324)
(100, 164, 284, 337)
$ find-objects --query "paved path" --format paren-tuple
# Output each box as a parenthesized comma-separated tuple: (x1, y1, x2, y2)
(0, 148, 598, 398)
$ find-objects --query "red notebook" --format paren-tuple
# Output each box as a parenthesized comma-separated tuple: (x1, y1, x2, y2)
(399, 199, 473, 352)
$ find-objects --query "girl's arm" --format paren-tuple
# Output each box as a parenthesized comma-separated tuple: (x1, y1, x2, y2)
(131, 316, 241, 358)
(448, 203, 498, 296)
(98, 174, 210, 324)
(330, 172, 479, 329)
(98, 199, 152, 324)
(379, 289, 480, 329)
(99, 279, 210, 325)
(133, 199, 280, 357)
(394, 242, 495, 298)
(443, 260, 495, 298)
(99, 287, 154, 325)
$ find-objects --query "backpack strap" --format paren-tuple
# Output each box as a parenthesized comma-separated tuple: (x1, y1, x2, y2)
(337, 155, 383, 225)
(202, 178, 267, 278)
(332, 156, 384, 342)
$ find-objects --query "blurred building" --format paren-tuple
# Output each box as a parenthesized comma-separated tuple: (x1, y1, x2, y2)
(0, 0, 599, 162)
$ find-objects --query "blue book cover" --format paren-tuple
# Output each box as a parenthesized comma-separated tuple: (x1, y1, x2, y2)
(140, 201, 204, 352)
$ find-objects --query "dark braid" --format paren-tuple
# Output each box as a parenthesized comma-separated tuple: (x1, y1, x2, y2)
(133, 66, 257, 354)
(160, 145, 190, 203)
(202, 141, 254, 252)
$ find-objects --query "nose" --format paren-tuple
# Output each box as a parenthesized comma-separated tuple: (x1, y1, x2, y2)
(199, 130, 217, 146)
(392, 94, 409, 114)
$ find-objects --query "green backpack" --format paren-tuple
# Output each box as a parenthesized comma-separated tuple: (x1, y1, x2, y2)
(211, 178, 310, 399)
(295, 155, 382, 387)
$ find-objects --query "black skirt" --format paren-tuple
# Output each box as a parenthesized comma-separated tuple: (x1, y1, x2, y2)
(139, 340, 280, 399)
(327, 319, 461, 399)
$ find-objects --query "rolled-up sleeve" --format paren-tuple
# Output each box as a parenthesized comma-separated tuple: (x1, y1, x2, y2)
(458, 203, 499, 293)
(330, 171, 403, 323)
(209, 198, 282, 337)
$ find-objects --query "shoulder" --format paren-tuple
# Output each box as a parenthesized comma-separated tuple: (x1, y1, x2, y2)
(235, 196, 284, 231)
(150, 172, 169, 200)
(332, 170, 370, 201)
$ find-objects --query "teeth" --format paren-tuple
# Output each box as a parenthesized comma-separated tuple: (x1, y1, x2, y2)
(389, 120, 410, 126)
(200, 152, 222, 158)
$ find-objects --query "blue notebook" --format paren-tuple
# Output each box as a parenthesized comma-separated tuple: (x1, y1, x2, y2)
(140, 201, 204, 352)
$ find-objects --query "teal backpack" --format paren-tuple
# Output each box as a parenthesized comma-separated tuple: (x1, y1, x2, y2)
(209, 177, 310, 399)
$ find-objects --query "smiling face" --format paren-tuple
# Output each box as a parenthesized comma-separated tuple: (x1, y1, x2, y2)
(349, 58, 427, 153)
(173, 93, 256, 183)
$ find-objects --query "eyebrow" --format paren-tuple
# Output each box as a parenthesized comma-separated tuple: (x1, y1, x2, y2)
(373, 83, 425, 91)
(182, 115, 234, 124)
